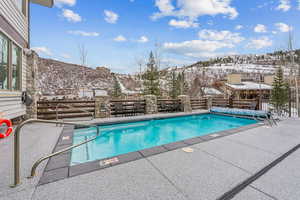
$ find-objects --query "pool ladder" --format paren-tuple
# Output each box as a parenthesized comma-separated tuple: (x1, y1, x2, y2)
(252, 113, 277, 127)
(11, 119, 100, 188)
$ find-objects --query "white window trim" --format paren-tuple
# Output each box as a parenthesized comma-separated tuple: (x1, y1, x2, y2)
(0, 31, 23, 92)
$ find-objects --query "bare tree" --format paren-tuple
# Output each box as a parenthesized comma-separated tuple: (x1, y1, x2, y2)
(78, 43, 88, 66)
(135, 56, 145, 81)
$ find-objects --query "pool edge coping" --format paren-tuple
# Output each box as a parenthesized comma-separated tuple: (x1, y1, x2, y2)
(38, 112, 264, 186)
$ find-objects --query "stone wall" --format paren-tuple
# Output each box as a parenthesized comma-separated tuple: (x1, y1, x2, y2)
(144, 95, 158, 114)
(25, 51, 39, 119)
(95, 96, 111, 118)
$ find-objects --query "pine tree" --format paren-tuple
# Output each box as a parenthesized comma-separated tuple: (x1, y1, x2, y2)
(270, 67, 289, 113)
(142, 51, 161, 96)
(112, 74, 122, 98)
(168, 70, 179, 99)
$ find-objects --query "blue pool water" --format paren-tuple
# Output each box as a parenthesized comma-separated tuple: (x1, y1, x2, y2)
(71, 114, 257, 165)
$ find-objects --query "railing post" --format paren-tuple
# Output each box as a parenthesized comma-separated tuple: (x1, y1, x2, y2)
(95, 95, 111, 118)
(144, 95, 158, 114)
(289, 88, 292, 117)
(178, 95, 192, 112)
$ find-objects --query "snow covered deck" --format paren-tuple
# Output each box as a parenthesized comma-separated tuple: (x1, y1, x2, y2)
(0, 115, 300, 200)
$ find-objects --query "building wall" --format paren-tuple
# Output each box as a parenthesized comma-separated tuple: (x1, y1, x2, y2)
(0, 0, 28, 42)
(0, 0, 28, 119)
(227, 74, 242, 85)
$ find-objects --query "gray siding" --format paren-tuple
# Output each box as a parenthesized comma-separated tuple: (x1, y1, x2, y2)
(0, 92, 26, 119)
(0, 0, 28, 41)
(0, 0, 28, 119)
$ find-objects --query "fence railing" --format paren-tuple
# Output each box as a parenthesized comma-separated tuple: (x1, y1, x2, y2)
(190, 98, 207, 110)
(37, 96, 299, 120)
(37, 100, 95, 120)
(212, 97, 230, 108)
(157, 99, 182, 113)
(110, 99, 146, 117)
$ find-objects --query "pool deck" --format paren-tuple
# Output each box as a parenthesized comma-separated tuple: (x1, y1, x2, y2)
(0, 112, 300, 200)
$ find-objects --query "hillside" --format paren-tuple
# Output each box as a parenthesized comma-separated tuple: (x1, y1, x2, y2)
(37, 50, 300, 96)
(37, 58, 139, 96)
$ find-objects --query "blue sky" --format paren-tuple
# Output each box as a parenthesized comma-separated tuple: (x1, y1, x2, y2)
(30, 0, 300, 73)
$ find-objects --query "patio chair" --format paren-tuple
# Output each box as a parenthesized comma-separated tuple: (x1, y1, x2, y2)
(114, 102, 124, 117)
(160, 101, 167, 112)
(133, 102, 144, 116)
(172, 101, 182, 112)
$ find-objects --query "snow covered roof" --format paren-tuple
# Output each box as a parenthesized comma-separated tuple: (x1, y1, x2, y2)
(225, 82, 272, 90)
(203, 87, 223, 95)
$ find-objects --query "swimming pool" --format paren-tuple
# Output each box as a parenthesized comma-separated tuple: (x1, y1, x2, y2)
(71, 114, 257, 165)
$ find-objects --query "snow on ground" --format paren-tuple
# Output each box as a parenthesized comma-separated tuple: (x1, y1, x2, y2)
(225, 82, 272, 90)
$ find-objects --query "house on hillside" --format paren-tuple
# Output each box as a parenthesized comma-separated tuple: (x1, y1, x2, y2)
(0, 0, 53, 119)
(222, 74, 273, 100)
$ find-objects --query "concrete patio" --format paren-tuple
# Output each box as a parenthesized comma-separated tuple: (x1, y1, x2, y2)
(0, 117, 299, 200)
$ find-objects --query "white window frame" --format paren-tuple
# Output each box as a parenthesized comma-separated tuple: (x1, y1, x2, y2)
(0, 31, 23, 92)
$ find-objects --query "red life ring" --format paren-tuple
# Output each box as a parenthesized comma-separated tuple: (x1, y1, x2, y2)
(0, 119, 13, 139)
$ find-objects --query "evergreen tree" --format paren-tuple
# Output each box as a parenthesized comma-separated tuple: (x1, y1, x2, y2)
(168, 70, 179, 99)
(270, 67, 290, 113)
(112, 74, 122, 98)
(142, 51, 161, 96)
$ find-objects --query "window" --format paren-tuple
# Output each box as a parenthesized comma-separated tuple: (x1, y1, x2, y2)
(0, 34, 8, 90)
(12, 44, 21, 90)
(0, 32, 22, 91)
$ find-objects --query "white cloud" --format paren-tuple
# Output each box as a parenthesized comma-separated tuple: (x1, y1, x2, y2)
(163, 40, 235, 58)
(137, 36, 149, 43)
(247, 37, 273, 49)
(55, 0, 76, 7)
(114, 35, 127, 42)
(163, 29, 243, 59)
(254, 24, 267, 33)
(104, 10, 119, 24)
(275, 23, 292, 32)
(68, 30, 100, 37)
(198, 29, 244, 44)
(276, 0, 291, 12)
(61, 53, 71, 59)
(298, 0, 300, 10)
(235, 25, 243, 30)
(152, 0, 238, 21)
(161, 58, 195, 66)
(62, 9, 82, 22)
(32, 47, 52, 56)
(168, 19, 199, 28)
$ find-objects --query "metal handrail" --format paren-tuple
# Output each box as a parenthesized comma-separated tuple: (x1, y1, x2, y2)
(11, 119, 100, 187)
(55, 103, 95, 121)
